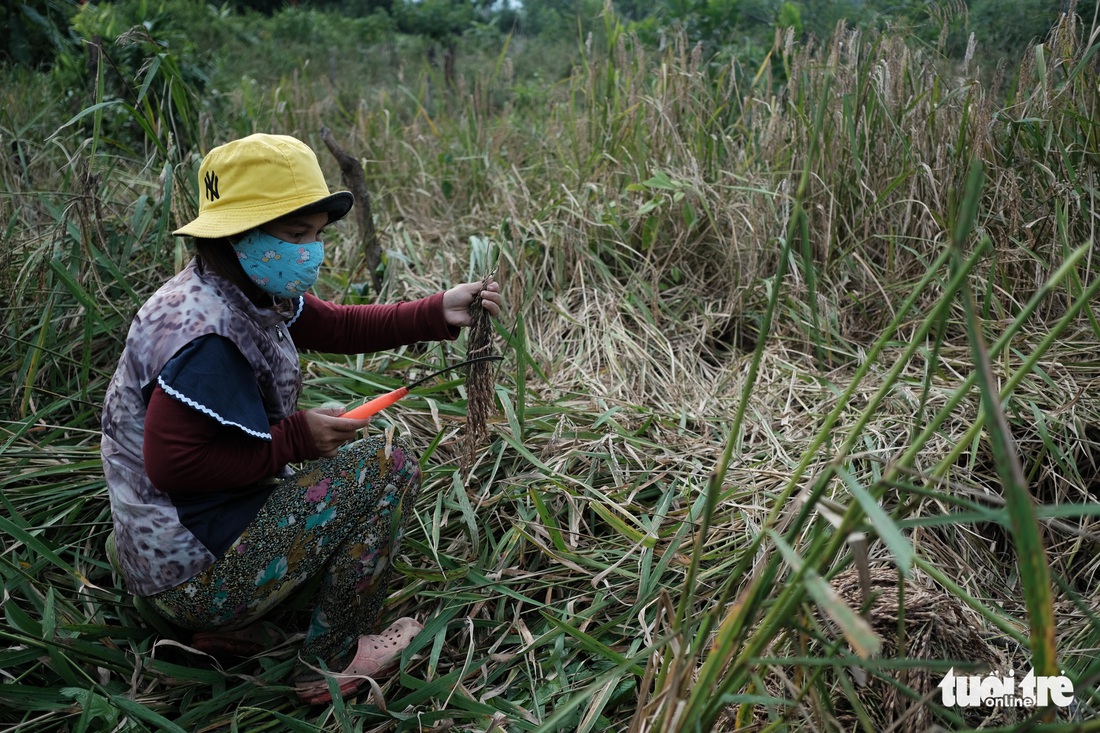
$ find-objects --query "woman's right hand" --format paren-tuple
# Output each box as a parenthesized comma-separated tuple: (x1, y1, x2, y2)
(303, 407, 372, 457)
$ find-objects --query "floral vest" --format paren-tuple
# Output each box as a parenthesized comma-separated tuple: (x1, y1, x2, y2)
(101, 258, 302, 596)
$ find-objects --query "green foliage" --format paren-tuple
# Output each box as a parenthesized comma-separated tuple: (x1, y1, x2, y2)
(51, 0, 208, 152)
(967, 0, 1084, 67)
(791, 0, 868, 37)
(0, 0, 80, 69)
(971, 0, 1063, 48)
(392, 0, 477, 41)
(517, 0, 604, 41)
(776, 1, 801, 32)
(265, 4, 395, 48)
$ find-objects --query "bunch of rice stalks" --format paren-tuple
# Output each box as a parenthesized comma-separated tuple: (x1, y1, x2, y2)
(461, 272, 498, 475)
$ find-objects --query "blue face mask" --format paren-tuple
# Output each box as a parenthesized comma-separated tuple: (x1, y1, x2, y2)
(232, 229, 324, 298)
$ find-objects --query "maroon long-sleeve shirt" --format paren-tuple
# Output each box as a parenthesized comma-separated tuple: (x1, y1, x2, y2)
(143, 291, 456, 494)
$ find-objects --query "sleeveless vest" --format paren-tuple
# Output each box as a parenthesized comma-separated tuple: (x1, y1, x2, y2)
(101, 258, 302, 596)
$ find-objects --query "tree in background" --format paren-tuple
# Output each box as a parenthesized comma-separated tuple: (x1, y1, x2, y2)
(512, 0, 602, 41)
(392, 0, 484, 88)
(4, 0, 1092, 91)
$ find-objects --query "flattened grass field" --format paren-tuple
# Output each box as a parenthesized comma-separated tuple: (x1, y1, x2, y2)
(3, 1, 1100, 730)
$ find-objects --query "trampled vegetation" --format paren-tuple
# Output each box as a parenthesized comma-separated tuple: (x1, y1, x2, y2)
(3, 1, 1100, 731)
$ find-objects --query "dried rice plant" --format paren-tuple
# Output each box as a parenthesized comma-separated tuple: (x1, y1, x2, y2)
(461, 272, 497, 474)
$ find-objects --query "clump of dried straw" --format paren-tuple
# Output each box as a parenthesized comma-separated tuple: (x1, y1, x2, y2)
(726, 567, 1025, 733)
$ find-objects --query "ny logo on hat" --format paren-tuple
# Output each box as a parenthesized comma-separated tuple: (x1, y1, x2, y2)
(204, 170, 220, 201)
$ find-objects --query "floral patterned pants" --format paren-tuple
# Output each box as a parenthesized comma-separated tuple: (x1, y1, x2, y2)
(149, 435, 420, 666)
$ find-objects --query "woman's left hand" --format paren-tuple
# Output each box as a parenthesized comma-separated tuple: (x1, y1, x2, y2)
(442, 277, 503, 328)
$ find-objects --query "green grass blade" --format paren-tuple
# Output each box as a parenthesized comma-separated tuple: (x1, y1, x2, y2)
(835, 465, 914, 575)
(951, 161, 1056, 679)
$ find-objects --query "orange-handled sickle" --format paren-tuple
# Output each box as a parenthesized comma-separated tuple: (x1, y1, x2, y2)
(340, 355, 503, 420)
(341, 387, 410, 419)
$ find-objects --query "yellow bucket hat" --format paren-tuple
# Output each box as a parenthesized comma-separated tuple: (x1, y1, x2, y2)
(173, 133, 353, 239)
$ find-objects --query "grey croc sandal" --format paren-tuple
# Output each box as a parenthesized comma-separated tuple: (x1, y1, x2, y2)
(295, 617, 423, 705)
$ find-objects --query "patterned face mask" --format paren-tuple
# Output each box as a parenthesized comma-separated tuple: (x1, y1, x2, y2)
(232, 229, 324, 298)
